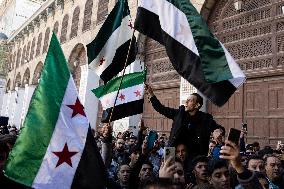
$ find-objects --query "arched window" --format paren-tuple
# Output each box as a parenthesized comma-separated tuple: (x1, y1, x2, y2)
(70, 7, 80, 39)
(21, 45, 26, 65)
(43, 28, 50, 53)
(82, 0, 93, 32)
(12, 52, 16, 69)
(16, 48, 22, 68)
(96, 0, 109, 25)
(30, 38, 36, 60)
(32, 62, 43, 85)
(60, 14, 69, 43)
(36, 33, 42, 57)
(26, 41, 31, 62)
(53, 21, 59, 36)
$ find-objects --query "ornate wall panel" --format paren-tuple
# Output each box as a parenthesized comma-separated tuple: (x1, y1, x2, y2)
(206, 0, 284, 146)
(142, 37, 180, 133)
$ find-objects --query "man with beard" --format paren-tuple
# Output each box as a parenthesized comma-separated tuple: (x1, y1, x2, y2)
(145, 84, 220, 161)
(264, 154, 284, 188)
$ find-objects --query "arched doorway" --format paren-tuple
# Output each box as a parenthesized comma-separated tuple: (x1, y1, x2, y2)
(68, 43, 87, 89)
(202, 0, 284, 145)
(22, 68, 30, 86)
(32, 62, 43, 85)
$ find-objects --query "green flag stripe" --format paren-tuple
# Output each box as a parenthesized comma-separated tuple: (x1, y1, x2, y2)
(92, 71, 146, 98)
(4, 33, 70, 186)
(165, 0, 233, 82)
(87, 0, 130, 63)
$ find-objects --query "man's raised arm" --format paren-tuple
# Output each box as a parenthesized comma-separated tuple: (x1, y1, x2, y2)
(145, 84, 179, 120)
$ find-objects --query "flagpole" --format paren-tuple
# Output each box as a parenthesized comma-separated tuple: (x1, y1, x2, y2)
(107, 29, 136, 124)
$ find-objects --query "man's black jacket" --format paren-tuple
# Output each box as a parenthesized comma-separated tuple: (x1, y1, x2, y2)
(150, 96, 220, 158)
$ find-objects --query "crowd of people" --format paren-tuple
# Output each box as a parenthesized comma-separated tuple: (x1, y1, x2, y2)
(91, 120, 284, 189)
(0, 84, 283, 189)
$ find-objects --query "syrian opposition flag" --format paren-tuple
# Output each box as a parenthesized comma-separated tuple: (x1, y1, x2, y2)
(134, 0, 246, 106)
(87, 0, 137, 83)
(4, 34, 107, 189)
(92, 71, 146, 123)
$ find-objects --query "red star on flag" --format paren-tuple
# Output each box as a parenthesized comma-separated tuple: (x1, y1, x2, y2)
(99, 57, 105, 66)
(119, 93, 125, 101)
(67, 98, 86, 118)
(134, 90, 142, 97)
(52, 143, 78, 168)
(128, 20, 133, 29)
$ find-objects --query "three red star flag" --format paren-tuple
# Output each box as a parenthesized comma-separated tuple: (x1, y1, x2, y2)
(4, 33, 107, 189)
(87, 0, 137, 83)
(134, 0, 246, 106)
(92, 71, 146, 123)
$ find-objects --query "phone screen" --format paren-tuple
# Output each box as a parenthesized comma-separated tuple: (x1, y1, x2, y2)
(227, 128, 241, 145)
(242, 123, 247, 131)
(147, 130, 158, 150)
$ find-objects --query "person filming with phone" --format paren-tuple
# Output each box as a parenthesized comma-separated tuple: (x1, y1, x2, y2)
(145, 84, 222, 162)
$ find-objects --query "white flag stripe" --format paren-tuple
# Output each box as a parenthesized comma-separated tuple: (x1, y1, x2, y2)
(100, 83, 144, 110)
(221, 43, 246, 87)
(89, 15, 133, 76)
(32, 78, 89, 189)
(139, 0, 199, 56)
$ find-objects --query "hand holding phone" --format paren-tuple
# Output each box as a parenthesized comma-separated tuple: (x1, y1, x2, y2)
(164, 147, 175, 165)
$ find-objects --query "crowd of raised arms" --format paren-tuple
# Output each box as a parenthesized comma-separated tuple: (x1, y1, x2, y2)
(0, 84, 284, 189)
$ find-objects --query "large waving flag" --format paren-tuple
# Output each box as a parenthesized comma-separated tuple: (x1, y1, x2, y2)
(92, 71, 146, 123)
(87, 0, 137, 83)
(134, 0, 245, 106)
(4, 34, 107, 189)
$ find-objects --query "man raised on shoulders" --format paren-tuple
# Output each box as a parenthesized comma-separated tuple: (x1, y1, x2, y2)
(145, 84, 221, 161)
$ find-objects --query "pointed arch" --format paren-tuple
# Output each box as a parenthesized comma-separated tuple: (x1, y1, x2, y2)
(53, 21, 59, 37)
(43, 27, 51, 53)
(36, 33, 43, 57)
(21, 45, 26, 65)
(70, 6, 80, 39)
(68, 43, 87, 89)
(96, 0, 109, 25)
(30, 37, 36, 60)
(22, 68, 31, 86)
(16, 48, 22, 68)
(26, 41, 31, 62)
(60, 14, 69, 43)
(32, 62, 43, 85)
(82, 0, 93, 32)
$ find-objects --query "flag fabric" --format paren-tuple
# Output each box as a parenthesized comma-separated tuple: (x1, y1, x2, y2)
(87, 0, 137, 83)
(134, 0, 246, 106)
(4, 33, 107, 189)
(92, 71, 146, 123)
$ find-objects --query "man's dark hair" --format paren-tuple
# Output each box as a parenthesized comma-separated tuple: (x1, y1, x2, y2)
(252, 142, 260, 147)
(263, 154, 279, 165)
(142, 160, 154, 169)
(208, 159, 228, 176)
(247, 155, 263, 166)
(192, 155, 209, 168)
(191, 93, 203, 109)
(216, 125, 226, 136)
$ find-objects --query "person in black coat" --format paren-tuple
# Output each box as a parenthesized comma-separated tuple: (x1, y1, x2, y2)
(145, 84, 221, 162)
